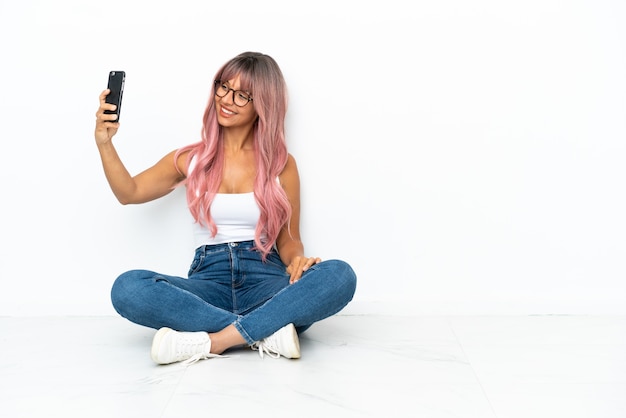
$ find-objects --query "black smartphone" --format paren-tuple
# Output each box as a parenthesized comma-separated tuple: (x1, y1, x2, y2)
(104, 71, 125, 122)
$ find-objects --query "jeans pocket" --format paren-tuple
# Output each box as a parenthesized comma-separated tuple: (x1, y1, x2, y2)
(187, 252, 205, 276)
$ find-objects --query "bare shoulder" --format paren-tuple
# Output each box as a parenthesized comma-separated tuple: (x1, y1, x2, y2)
(279, 153, 300, 189)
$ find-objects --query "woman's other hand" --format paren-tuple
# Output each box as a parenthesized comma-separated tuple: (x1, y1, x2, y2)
(286, 256, 322, 284)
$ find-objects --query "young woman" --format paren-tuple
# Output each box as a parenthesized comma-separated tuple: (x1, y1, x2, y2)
(94, 52, 357, 365)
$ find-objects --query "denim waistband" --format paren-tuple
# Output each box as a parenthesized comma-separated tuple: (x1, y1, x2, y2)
(194, 240, 257, 255)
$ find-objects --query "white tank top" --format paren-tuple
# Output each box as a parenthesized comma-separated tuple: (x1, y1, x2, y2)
(191, 192, 260, 246)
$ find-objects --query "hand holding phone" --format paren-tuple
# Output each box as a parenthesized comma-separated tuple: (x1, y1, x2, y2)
(104, 71, 125, 122)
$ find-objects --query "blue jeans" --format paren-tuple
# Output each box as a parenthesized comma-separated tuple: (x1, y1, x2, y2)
(110, 241, 357, 344)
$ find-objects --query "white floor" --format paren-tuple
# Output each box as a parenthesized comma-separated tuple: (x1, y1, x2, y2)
(1, 314, 625, 418)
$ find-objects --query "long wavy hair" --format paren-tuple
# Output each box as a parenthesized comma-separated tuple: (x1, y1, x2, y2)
(175, 52, 291, 259)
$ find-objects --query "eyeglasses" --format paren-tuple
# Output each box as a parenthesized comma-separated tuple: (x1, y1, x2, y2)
(214, 80, 253, 107)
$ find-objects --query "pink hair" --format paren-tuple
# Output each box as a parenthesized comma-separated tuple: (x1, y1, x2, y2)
(175, 52, 291, 259)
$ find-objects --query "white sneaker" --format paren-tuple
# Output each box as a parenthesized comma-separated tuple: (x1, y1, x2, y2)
(251, 323, 301, 359)
(151, 327, 220, 365)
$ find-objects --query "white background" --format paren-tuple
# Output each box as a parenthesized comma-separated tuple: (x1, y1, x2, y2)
(1, 0, 624, 316)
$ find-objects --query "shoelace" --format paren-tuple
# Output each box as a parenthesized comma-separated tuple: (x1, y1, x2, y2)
(251, 341, 280, 359)
(172, 336, 224, 366)
(182, 352, 224, 366)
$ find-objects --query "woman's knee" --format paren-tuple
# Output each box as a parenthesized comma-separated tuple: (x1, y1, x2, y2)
(110, 269, 152, 311)
(321, 259, 357, 296)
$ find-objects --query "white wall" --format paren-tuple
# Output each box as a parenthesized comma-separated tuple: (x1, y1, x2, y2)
(1, 0, 624, 316)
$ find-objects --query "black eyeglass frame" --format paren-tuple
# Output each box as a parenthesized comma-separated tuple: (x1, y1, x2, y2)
(214, 80, 254, 107)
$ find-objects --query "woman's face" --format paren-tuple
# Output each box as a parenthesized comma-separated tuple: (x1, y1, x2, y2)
(215, 75, 257, 129)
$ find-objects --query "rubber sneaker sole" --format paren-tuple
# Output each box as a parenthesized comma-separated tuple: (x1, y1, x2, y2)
(278, 323, 301, 359)
(151, 327, 174, 364)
